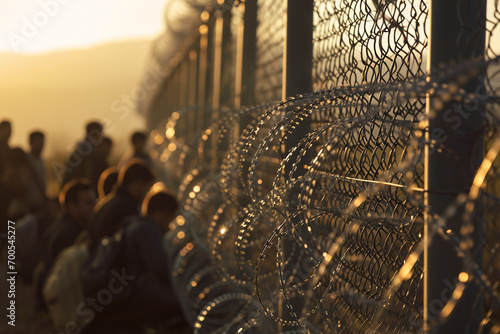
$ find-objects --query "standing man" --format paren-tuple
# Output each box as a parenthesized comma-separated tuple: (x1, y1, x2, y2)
(62, 121, 103, 187)
(119, 131, 153, 168)
(25, 130, 47, 213)
(0, 120, 12, 176)
(0, 120, 12, 255)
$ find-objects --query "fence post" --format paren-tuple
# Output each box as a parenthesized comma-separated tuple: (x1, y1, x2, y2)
(282, 0, 313, 102)
(280, 0, 313, 331)
(240, 1, 257, 108)
(236, 0, 257, 138)
(197, 19, 209, 135)
(212, 13, 223, 112)
(424, 0, 486, 332)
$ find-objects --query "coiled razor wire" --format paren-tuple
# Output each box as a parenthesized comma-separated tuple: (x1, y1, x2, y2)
(154, 56, 500, 334)
(146, 0, 500, 333)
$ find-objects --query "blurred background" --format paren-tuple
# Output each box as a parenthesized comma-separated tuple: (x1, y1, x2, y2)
(0, 0, 168, 196)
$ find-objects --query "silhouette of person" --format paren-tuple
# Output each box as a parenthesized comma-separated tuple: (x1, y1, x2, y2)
(62, 121, 104, 188)
(0, 120, 13, 237)
(3, 148, 30, 220)
(0, 120, 12, 176)
(119, 131, 153, 168)
(25, 130, 47, 213)
(34, 180, 96, 311)
(121, 189, 188, 329)
(85, 188, 189, 332)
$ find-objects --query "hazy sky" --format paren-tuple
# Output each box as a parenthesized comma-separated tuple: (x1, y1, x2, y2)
(0, 0, 168, 54)
(0, 1, 171, 195)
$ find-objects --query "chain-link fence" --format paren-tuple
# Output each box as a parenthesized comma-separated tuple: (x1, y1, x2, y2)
(140, 0, 500, 332)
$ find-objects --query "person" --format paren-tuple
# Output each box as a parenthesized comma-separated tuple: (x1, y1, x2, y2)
(88, 159, 155, 246)
(62, 121, 104, 187)
(26, 131, 46, 189)
(96, 167, 119, 201)
(90, 136, 113, 192)
(2, 148, 30, 220)
(35, 180, 96, 311)
(86, 188, 189, 332)
(25, 130, 47, 213)
(0, 120, 12, 176)
(4, 145, 47, 220)
(123, 189, 188, 329)
(0, 120, 12, 238)
(16, 198, 59, 283)
(119, 131, 153, 167)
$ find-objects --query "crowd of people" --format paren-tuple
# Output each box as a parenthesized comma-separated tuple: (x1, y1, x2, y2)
(0, 119, 190, 333)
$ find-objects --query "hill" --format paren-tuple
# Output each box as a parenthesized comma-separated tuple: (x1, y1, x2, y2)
(0, 38, 153, 158)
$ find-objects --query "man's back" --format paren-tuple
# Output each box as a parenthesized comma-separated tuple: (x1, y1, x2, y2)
(121, 216, 185, 322)
(123, 217, 169, 281)
(42, 213, 82, 268)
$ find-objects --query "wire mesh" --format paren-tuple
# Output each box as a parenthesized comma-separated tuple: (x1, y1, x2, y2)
(143, 0, 500, 333)
(254, 0, 285, 103)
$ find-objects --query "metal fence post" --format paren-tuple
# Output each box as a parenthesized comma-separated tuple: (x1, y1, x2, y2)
(237, 0, 257, 136)
(280, 0, 313, 331)
(197, 20, 209, 135)
(424, 0, 486, 332)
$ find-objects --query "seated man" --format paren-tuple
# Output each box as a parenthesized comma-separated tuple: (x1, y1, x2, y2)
(35, 179, 96, 311)
(86, 188, 189, 332)
(123, 189, 188, 328)
(88, 159, 155, 247)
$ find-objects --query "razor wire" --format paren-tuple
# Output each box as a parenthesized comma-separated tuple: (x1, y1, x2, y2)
(145, 0, 500, 333)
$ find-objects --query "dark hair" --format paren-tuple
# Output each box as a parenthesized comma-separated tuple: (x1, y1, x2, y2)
(29, 130, 44, 142)
(131, 131, 147, 144)
(98, 167, 119, 198)
(0, 120, 11, 128)
(60, 179, 92, 207)
(144, 191, 178, 216)
(118, 159, 155, 187)
(86, 121, 103, 135)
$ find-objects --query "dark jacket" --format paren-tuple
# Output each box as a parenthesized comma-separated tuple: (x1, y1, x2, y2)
(123, 217, 169, 282)
(88, 186, 138, 246)
(84, 216, 188, 331)
(42, 212, 83, 268)
(122, 216, 184, 320)
(35, 212, 83, 311)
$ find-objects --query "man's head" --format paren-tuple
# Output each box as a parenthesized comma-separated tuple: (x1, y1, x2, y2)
(85, 121, 103, 144)
(131, 131, 147, 153)
(59, 179, 96, 226)
(29, 131, 45, 157)
(141, 189, 179, 232)
(0, 120, 12, 143)
(118, 159, 155, 203)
